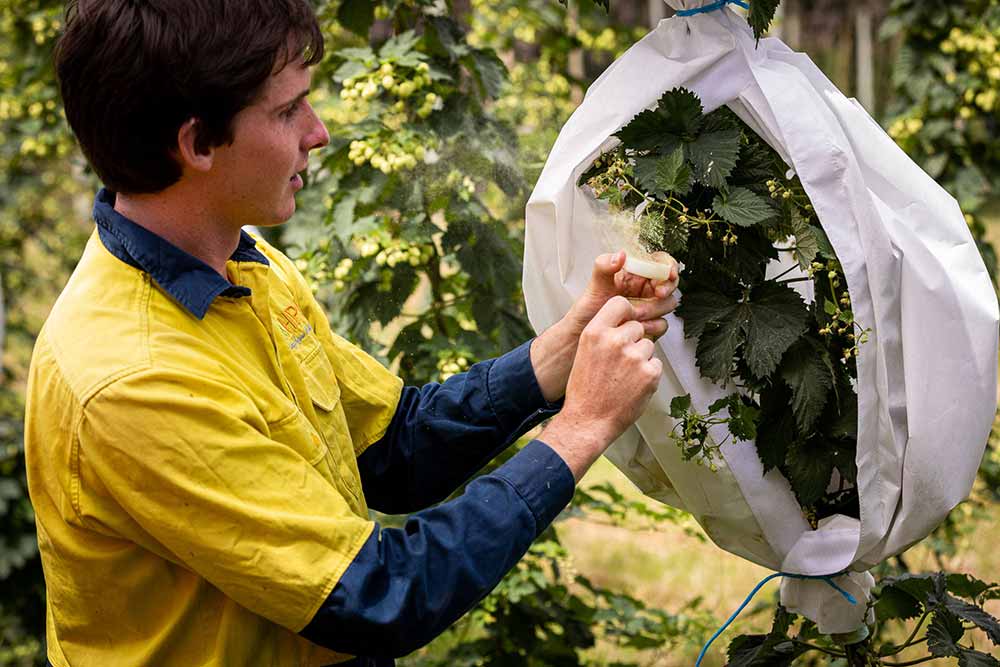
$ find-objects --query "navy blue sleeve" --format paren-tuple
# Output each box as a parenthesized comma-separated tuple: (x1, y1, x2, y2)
(300, 439, 575, 658)
(357, 339, 562, 514)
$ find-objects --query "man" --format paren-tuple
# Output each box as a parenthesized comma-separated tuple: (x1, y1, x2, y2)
(25, 1, 679, 665)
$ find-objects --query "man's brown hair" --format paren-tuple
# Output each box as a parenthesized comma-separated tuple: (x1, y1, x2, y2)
(55, 0, 324, 194)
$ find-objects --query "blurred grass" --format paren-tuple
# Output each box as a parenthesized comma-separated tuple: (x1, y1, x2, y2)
(564, 458, 772, 667)
(560, 199, 1000, 666)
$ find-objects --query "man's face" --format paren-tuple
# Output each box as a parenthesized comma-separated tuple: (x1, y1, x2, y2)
(208, 60, 329, 228)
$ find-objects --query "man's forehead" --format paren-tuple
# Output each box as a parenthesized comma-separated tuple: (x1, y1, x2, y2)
(261, 61, 313, 103)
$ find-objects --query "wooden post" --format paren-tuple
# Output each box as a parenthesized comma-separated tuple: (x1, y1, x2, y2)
(648, 0, 668, 27)
(855, 5, 875, 112)
(782, 0, 802, 49)
(832, 14, 854, 95)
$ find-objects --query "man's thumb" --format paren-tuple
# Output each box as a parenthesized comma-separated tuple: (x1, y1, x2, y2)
(589, 251, 625, 293)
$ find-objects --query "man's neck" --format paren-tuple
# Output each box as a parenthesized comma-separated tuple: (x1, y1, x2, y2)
(114, 186, 241, 278)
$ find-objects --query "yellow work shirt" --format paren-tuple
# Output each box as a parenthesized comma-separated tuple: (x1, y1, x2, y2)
(25, 211, 403, 666)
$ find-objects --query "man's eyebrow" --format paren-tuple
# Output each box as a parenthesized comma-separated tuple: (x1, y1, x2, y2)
(274, 88, 310, 112)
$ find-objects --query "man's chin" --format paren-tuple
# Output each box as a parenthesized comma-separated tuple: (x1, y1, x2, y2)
(259, 200, 297, 228)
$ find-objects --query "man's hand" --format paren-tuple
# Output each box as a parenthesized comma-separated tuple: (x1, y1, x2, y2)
(567, 250, 679, 339)
(530, 250, 679, 403)
(538, 297, 663, 481)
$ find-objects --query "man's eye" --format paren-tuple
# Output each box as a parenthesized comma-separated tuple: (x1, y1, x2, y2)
(282, 102, 301, 119)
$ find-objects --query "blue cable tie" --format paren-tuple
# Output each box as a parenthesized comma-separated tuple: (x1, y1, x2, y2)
(694, 570, 857, 666)
(676, 0, 750, 17)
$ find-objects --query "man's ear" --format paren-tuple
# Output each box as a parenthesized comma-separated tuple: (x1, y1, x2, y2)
(175, 118, 214, 172)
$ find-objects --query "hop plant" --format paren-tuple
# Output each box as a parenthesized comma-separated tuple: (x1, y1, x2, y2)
(583, 88, 864, 518)
(437, 352, 470, 381)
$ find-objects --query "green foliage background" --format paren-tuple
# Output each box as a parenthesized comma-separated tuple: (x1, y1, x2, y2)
(1, 0, 999, 665)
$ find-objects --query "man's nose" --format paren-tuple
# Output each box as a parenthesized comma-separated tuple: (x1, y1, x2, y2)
(304, 103, 330, 151)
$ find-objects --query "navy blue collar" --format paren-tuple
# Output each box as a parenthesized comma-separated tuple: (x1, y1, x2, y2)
(92, 188, 269, 320)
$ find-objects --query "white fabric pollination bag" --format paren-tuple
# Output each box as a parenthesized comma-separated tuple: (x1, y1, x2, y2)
(523, 0, 999, 634)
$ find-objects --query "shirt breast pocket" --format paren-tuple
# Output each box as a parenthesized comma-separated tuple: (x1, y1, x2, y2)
(295, 344, 367, 512)
(297, 342, 341, 414)
(266, 404, 328, 467)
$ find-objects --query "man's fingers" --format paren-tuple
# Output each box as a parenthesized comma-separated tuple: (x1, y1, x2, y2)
(649, 293, 680, 319)
(632, 337, 656, 360)
(630, 293, 679, 321)
(622, 272, 665, 299)
(654, 275, 680, 298)
(642, 318, 669, 340)
(618, 320, 645, 344)
(618, 254, 679, 299)
(589, 251, 626, 294)
(644, 357, 664, 385)
(589, 295, 635, 328)
(616, 269, 639, 295)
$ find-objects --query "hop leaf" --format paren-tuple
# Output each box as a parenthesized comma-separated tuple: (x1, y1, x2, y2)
(785, 437, 835, 506)
(639, 209, 689, 255)
(755, 385, 796, 474)
(726, 606, 805, 667)
(880, 573, 943, 607)
(615, 109, 682, 153)
(462, 49, 508, 100)
(943, 594, 1000, 646)
(927, 610, 965, 658)
(615, 88, 703, 151)
(876, 585, 923, 623)
(695, 310, 746, 382)
(379, 31, 422, 59)
(732, 135, 777, 184)
(779, 337, 834, 434)
(336, 0, 376, 37)
(709, 394, 759, 442)
(958, 651, 1000, 667)
(679, 282, 809, 383)
(955, 164, 989, 212)
(946, 574, 995, 600)
(637, 208, 667, 252)
(635, 147, 692, 197)
(713, 187, 774, 227)
(688, 127, 741, 189)
(669, 394, 692, 419)
(743, 282, 811, 380)
(677, 282, 746, 383)
(654, 87, 704, 139)
(812, 223, 837, 258)
(676, 282, 737, 340)
(790, 211, 821, 270)
(747, 0, 780, 40)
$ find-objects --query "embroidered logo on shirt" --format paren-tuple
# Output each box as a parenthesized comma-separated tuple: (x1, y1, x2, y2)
(274, 305, 314, 350)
